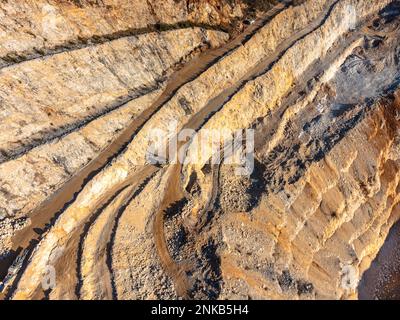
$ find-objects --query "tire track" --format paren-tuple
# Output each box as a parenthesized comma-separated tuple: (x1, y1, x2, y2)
(106, 169, 162, 300)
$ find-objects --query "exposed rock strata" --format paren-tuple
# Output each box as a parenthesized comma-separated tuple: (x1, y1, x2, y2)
(0, 0, 399, 300)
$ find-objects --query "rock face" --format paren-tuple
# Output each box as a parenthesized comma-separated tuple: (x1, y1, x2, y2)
(0, 0, 400, 300)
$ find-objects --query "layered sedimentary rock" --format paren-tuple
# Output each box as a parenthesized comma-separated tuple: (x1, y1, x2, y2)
(0, 0, 278, 69)
(1, 0, 400, 300)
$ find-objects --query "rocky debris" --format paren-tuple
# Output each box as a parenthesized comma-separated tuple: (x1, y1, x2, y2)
(0, 0, 400, 301)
